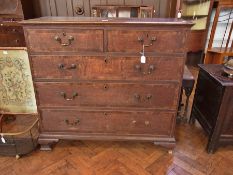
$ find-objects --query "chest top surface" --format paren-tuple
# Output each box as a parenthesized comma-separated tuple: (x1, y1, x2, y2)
(21, 17, 193, 27)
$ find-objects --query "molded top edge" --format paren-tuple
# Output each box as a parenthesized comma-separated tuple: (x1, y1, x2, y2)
(21, 17, 194, 26)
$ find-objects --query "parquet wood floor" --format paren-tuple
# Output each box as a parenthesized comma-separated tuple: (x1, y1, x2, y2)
(0, 67, 232, 175)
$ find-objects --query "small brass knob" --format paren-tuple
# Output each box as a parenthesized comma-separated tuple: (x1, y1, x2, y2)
(145, 121, 150, 126)
(134, 94, 140, 100)
(146, 94, 152, 100)
(135, 64, 141, 71)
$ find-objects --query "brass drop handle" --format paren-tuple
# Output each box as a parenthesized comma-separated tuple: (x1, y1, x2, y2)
(146, 94, 152, 100)
(145, 121, 150, 126)
(54, 33, 74, 46)
(135, 64, 155, 75)
(58, 63, 77, 70)
(132, 120, 137, 124)
(60, 92, 78, 101)
(138, 36, 157, 47)
(65, 118, 80, 126)
(148, 65, 155, 74)
(75, 6, 84, 15)
(135, 64, 141, 71)
(134, 94, 141, 100)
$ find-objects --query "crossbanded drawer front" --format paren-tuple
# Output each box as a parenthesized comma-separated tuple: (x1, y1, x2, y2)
(35, 82, 179, 109)
(107, 30, 186, 53)
(31, 56, 183, 81)
(40, 109, 174, 136)
(25, 28, 104, 53)
(31, 56, 124, 80)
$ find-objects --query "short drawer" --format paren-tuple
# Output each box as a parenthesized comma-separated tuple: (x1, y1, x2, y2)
(40, 109, 174, 136)
(0, 26, 24, 33)
(25, 28, 104, 53)
(107, 30, 186, 53)
(0, 33, 25, 47)
(35, 82, 179, 110)
(31, 56, 183, 81)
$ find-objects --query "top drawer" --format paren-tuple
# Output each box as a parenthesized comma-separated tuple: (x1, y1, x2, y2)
(25, 28, 104, 53)
(107, 30, 186, 53)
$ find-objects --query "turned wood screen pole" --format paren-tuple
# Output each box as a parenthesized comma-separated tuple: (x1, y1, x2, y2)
(231, 38, 233, 52)
(225, 22, 233, 52)
(221, 10, 232, 51)
(208, 5, 221, 49)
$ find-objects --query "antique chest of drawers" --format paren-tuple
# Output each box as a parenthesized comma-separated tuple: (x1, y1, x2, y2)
(21, 17, 192, 150)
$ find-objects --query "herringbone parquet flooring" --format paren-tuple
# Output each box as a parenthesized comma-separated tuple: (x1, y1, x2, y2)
(0, 122, 233, 175)
(0, 67, 232, 175)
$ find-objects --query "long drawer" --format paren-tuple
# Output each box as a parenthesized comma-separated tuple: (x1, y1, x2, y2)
(25, 28, 104, 53)
(31, 56, 184, 81)
(40, 109, 175, 136)
(107, 30, 186, 53)
(35, 82, 179, 109)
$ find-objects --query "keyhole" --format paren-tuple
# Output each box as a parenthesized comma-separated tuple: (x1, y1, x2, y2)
(104, 58, 108, 64)
(63, 32, 66, 36)
(146, 34, 149, 38)
(104, 84, 109, 90)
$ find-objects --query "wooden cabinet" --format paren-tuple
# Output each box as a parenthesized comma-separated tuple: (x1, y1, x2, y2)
(190, 64, 233, 153)
(22, 17, 192, 150)
(0, 0, 34, 47)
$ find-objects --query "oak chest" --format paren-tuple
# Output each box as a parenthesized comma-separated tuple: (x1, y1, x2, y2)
(21, 17, 192, 150)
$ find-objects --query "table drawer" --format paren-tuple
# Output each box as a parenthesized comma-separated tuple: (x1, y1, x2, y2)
(107, 30, 186, 53)
(25, 28, 104, 53)
(31, 56, 183, 81)
(40, 109, 174, 136)
(35, 82, 179, 109)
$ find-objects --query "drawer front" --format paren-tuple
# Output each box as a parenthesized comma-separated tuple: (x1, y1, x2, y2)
(0, 26, 25, 47)
(36, 82, 179, 109)
(25, 29, 104, 53)
(31, 56, 124, 80)
(0, 33, 25, 47)
(123, 57, 184, 81)
(31, 56, 183, 81)
(107, 30, 186, 53)
(0, 26, 24, 34)
(31, 56, 86, 80)
(40, 109, 174, 136)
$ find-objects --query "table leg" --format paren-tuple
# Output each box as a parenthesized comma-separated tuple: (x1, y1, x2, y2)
(183, 87, 193, 122)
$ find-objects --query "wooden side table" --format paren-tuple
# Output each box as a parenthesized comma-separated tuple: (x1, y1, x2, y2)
(190, 64, 233, 153)
(178, 66, 195, 122)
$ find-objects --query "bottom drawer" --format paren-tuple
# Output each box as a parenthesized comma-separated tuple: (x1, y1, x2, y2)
(40, 109, 175, 136)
